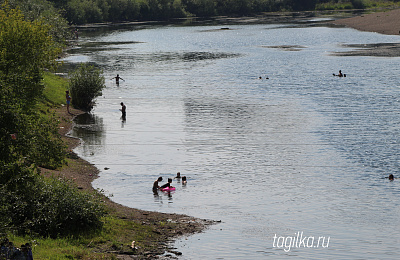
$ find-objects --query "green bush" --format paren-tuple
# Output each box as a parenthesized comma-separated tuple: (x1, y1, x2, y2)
(350, 0, 365, 8)
(69, 63, 105, 111)
(0, 163, 105, 237)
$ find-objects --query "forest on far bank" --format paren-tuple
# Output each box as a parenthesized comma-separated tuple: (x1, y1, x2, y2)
(2, 0, 400, 25)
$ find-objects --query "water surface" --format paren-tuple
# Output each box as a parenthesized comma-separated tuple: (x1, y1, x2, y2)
(67, 21, 400, 259)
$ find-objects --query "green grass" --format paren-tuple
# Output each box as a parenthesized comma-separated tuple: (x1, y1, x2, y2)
(5, 213, 173, 259)
(42, 72, 69, 105)
(7, 233, 112, 260)
(37, 71, 69, 112)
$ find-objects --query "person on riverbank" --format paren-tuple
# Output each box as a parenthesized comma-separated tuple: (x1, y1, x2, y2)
(111, 74, 124, 84)
(66, 90, 71, 114)
(153, 177, 163, 193)
(120, 102, 126, 120)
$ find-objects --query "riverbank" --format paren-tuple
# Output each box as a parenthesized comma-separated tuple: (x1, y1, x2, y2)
(38, 106, 214, 259)
(328, 8, 400, 57)
(331, 8, 400, 35)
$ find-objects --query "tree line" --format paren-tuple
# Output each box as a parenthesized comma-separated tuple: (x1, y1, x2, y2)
(49, 0, 321, 24)
(3, 0, 391, 25)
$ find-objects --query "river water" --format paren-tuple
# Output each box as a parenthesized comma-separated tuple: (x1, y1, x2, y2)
(66, 18, 400, 259)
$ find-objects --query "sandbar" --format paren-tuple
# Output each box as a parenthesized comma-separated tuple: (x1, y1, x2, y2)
(331, 8, 400, 36)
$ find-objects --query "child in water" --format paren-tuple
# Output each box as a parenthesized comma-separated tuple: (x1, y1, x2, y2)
(160, 178, 173, 189)
(182, 176, 187, 185)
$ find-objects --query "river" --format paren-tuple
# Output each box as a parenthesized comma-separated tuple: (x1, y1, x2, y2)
(65, 17, 400, 259)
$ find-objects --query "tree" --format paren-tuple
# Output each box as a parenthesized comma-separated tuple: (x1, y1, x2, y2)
(0, 4, 64, 169)
(69, 63, 105, 111)
(0, 0, 72, 43)
(0, 4, 105, 236)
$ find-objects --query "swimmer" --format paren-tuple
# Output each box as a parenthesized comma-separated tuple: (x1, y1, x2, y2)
(389, 174, 394, 181)
(160, 178, 173, 189)
(175, 172, 181, 179)
(182, 176, 187, 185)
(333, 70, 346, 77)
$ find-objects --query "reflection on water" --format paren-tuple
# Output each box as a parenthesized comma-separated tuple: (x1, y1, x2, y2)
(69, 22, 400, 259)
(70, 113, 105, 157)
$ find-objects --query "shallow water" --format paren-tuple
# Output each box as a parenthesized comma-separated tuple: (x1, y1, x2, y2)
(67, 20, 400, 259)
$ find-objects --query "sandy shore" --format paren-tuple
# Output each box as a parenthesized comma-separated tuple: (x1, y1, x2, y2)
(331, 8, 400, 35)
(40, 107, 214, 259)
(329, 8, 400, 57)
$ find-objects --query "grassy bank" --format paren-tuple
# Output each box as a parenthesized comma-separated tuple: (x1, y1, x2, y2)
(4, 73, 210, 259)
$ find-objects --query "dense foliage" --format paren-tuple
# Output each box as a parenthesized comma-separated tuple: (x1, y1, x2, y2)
(0, 4, 105, 237)
(69, 63, 105, 111)
(44, 0, 400, 25)
(2, 0, 396, 25)
(0, 0, 72, 43)
(0, 4, 62, 167)
(51, 0, 319, 24)
(1, 171, 105, 237)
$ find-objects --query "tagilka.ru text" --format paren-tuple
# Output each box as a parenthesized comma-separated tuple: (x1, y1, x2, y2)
(273, 232, 330, 252)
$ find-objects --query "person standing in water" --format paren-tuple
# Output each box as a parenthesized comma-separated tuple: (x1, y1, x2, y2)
(153, 177, 163, 193)
(111, 74, 124, 84)
(120, 102, 126, 120)
(66, 90, 72, 114)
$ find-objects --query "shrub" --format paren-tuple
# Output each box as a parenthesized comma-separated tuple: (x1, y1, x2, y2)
(0, 164, 105, 237)
(350, 0, 365, 9)
(69, 63, 105, 111)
